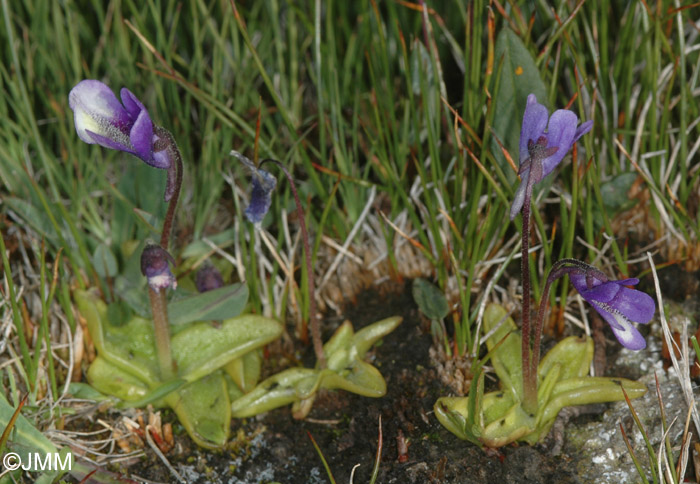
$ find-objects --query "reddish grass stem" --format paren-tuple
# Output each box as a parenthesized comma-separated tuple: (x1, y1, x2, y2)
(261, 159, 325, 368)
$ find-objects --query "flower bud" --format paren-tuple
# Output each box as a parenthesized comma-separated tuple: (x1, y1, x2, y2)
(195, 264, 224, 293)
(141, 244, 177, 292)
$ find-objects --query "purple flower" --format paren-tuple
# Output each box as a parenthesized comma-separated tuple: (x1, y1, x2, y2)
(570, 271, 655, 350)
(510, 94, 593, 220)
(69, 80, 171, 169)
(230, 151, 277, 225)
(141, 244, 177, 292)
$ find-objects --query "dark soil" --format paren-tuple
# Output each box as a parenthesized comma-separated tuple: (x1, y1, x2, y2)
(101, 283, 588, 484)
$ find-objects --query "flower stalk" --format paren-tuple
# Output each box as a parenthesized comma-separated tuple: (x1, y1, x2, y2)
(519, 163, 537, 413)
(69, 80, 183, 381)
(232, 150, 326, 369)
(146, 129, 183, 380)
(512, 95, 593, 415)
(148, 287, 175, 380)
(259, 159, 325, 368)
(153, 125, 183, 250)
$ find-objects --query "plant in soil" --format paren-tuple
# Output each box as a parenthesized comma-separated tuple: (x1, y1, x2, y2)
(67, 80, 283, 448)
(435, 94, 655, 447)
(230, 150, 402, 419)
(2, 1, 699, 482)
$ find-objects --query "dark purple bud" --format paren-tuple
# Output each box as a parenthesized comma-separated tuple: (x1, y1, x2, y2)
(195, 264, 224, 293)
(141, 244, 177, 292)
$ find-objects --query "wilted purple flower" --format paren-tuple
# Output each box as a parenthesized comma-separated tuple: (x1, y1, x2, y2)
(141, 244, 177, 292)
(230, 151, 277, 225)
(510, 94, 593, 220)
(570, 270, 655, 350)
(69, 80, 171, 169)
(195, 264, 224, 293)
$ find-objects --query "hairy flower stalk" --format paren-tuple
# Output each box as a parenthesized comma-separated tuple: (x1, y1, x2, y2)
(140, 244, 178, 379)
(232, 151, 325, 368)
(512, 94, 592, 414)
(69, 80, 183, 380)
(147, 286, 175, 379)
(148, 128, 182, 380)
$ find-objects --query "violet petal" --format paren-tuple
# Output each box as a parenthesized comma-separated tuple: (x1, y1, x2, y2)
(120, 88, 148, 119)
(610, 285, 656, 325)
(129, 109, 155, 163)
(69, 80, 163, 167)
(510, 166, 530, 220)
(573, 120, 593, 143)
(244, 168, 277, 224)
(594, 305, 647, 350)
(519, 94, 549, 163)
(540, 109, 577, 176)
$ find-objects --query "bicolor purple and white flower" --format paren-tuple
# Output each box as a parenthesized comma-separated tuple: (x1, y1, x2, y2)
(510, 94, 593, 220)
(569, 271, 655, 350)
(69, 80, 171, 170)
(141, 244, 177, 292)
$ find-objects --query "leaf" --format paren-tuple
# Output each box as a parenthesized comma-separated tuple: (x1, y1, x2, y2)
(76, 288, 281, 384)
(231, 368, 320, 418)
(481, 400, 534, 447)
(223, 372, 245, 402)
(483, 304, 522, 398)
(225, 350, 262, 393)
(132, 207, 161, 233)
(76, 288, 282, 448)
(0, 393, 66, 483)
(231, 317, 402, 419)
(525, 376, 647, 445)
(538, 336, 593, 382)
(601, 172, 638, 212)
(172, 314, 283, 382)
(436, 304, 650, 448)
(412, 278, 449, 321)
(491, 28, 547, 180)
(434, 395, 483, 446)
(92, 242, 118, 278)
(594, 172, 638, 230)
(120, 379, 188, 409)
(77, 292, 160, 384)
(319, 361, 387, 397)
(167, 283, 249, 329)
(67, 382, 114, 402)
(180, 229, 236, 258)
(434, 397, 472, 443)
(3, 197, 60, 243)
(165, 371, 231, 449)
(86, 356, 152, 402)
(351, 316, 403, 357)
